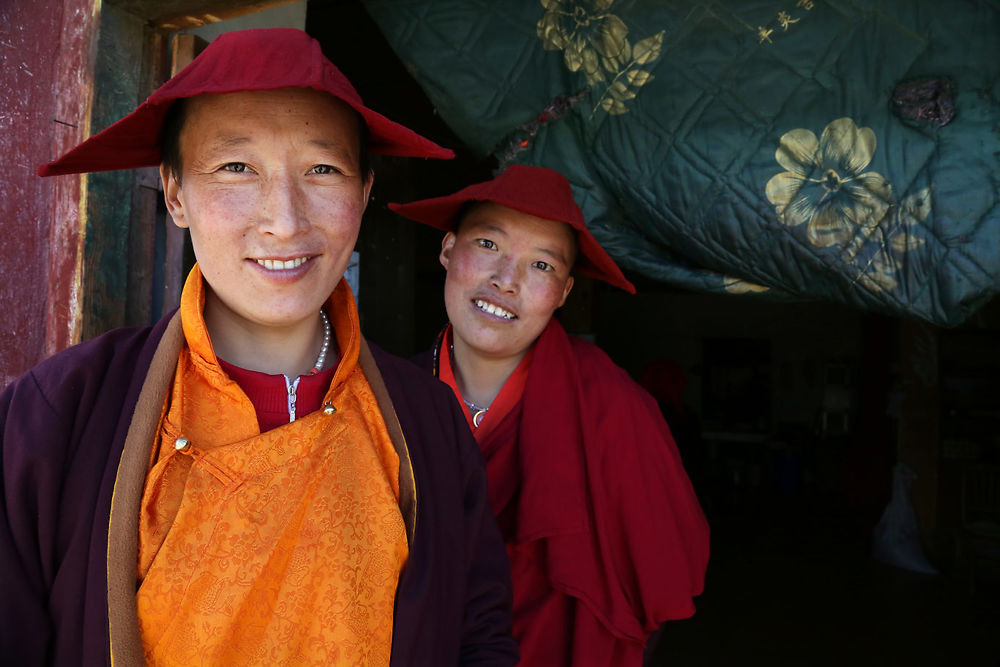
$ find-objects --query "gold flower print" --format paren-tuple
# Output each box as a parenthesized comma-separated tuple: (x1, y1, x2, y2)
(537, 0, 622, 85)
(536, 0, 664, 116)
(766, 117, 892, 248)
(766, 117, 930, 293)
(723, 276, 771, 294)
(855, 188, 930, 291)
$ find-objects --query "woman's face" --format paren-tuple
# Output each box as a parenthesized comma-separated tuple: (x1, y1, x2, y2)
(440, 202, 575, 363)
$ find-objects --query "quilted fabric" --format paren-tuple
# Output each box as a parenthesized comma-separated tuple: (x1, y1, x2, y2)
(363, 0, 1000, 326)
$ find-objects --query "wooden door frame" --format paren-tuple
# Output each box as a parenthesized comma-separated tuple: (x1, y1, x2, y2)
(64, 1, 293, 345)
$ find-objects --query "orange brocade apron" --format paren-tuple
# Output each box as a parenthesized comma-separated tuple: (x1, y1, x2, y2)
(136, 267, 407, 666)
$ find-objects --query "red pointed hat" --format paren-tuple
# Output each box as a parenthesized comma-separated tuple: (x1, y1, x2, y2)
(389, 164, 636, 293)
(38, 28, 453, 177)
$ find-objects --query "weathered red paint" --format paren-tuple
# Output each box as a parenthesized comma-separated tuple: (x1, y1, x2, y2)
(0, 0, 99, 387)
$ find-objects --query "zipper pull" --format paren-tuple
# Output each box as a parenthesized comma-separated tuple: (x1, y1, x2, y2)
(285, 375, 301, 423)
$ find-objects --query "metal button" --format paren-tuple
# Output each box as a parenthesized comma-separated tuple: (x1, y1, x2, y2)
(174, 437, 191, 452)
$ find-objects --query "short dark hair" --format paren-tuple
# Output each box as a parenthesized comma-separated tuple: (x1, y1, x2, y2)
(452, 201, 478, 234)
(159, 99, 188, 181)
(158, 97, 372, 184)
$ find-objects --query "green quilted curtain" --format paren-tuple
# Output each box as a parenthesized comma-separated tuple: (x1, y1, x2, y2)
(363, 0, 1000, 326)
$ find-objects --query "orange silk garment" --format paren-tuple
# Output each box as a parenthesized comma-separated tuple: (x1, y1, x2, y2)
(137, 266, 407, 666)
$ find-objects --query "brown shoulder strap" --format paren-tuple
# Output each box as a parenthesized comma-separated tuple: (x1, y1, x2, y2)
(107, 313, 183, 666)
(358, 338, 417, 546)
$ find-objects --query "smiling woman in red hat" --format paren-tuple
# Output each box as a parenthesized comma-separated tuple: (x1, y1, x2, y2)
(2, 28, 517, 667)
(391, 164, 710, 666)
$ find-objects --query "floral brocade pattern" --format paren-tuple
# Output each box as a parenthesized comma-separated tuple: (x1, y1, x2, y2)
(137, 269, 406, 666)
(766, 117, 929, 292)
(536, 0, 664, 116)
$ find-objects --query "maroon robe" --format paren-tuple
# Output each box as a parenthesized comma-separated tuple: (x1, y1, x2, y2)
(425, 319, 709, 665)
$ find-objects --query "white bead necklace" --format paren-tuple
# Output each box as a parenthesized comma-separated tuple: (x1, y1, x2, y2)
(307, 310, 331, 376)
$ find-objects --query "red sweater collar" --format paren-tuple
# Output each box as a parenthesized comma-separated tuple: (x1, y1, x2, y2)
(436, 325, 534, 441)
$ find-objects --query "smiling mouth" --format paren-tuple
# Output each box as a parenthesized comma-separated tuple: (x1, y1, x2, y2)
(255, 257, 310, 270)
(474, 299, 516, 320)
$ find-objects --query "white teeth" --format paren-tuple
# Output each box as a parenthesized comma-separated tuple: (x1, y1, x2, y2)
(475, 299, 515, 320)
(256, 257, 308, 270)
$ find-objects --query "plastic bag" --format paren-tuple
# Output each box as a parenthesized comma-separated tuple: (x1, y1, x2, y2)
(871, 463, 939, 574)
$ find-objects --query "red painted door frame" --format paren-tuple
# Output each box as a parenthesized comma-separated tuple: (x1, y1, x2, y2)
(0, 0, 99, 386)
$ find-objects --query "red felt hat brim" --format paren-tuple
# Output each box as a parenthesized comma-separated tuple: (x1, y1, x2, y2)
(389, 165, 636, 294)
(38, 28, 453, 177)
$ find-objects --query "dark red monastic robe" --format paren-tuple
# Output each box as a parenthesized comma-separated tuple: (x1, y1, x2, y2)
(428, 319, 710, 666)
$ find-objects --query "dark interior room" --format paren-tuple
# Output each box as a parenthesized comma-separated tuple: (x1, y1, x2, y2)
(306, 3, 1000, 664)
